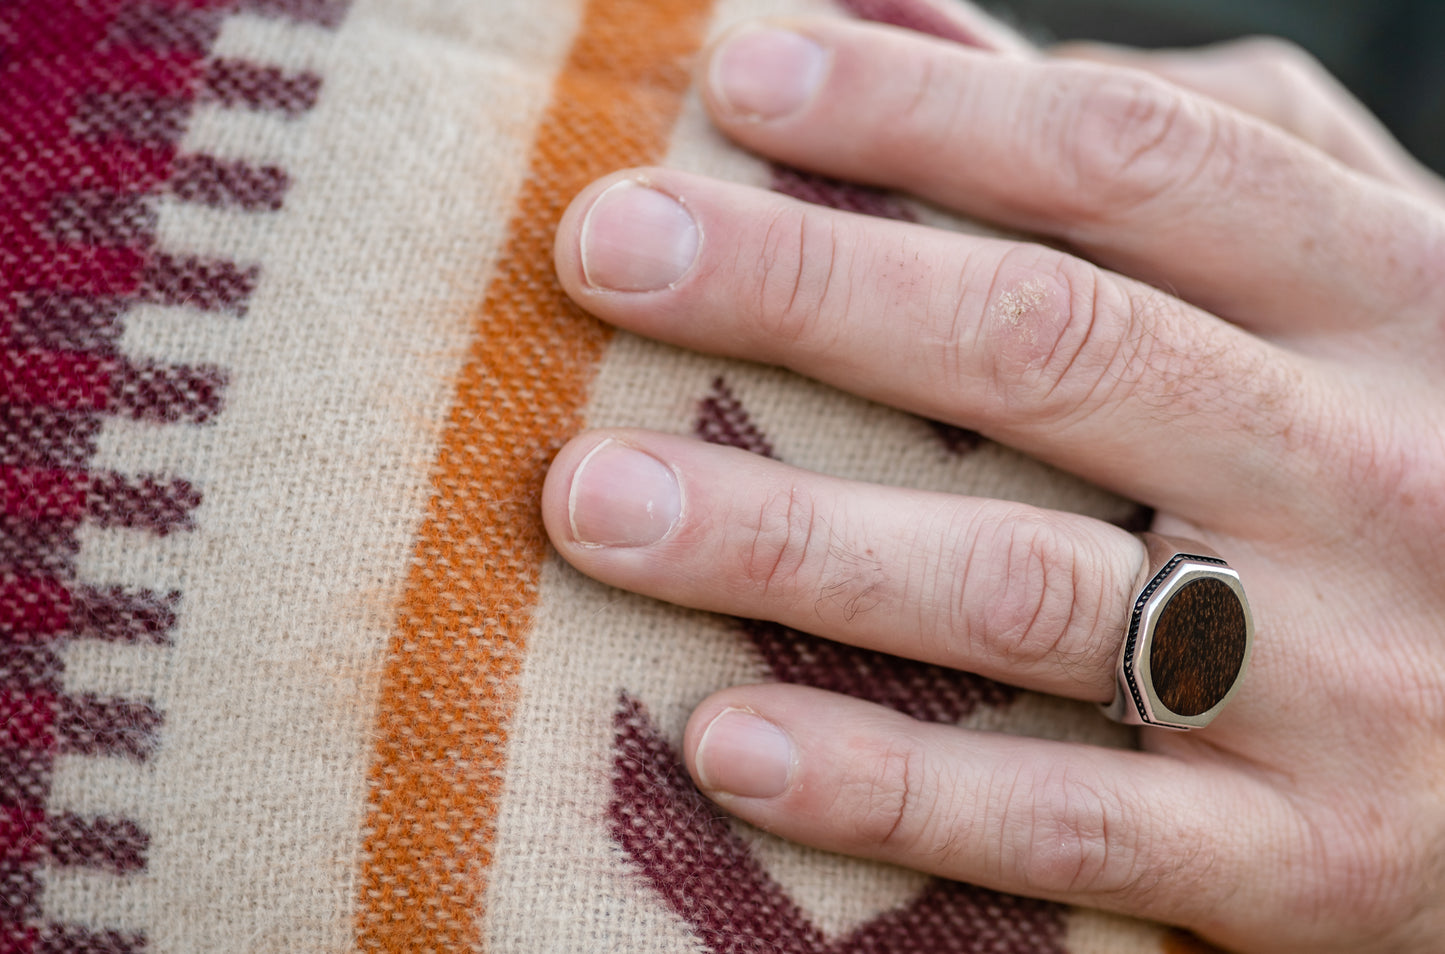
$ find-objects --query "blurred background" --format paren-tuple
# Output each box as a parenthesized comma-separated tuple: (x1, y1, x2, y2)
(988, 0, 1445, 174)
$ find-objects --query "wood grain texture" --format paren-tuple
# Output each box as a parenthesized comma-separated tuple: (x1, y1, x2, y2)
(1149, 578, 1247, 717)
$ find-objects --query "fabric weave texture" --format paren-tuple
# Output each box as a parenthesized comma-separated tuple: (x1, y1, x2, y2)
(0, 0, 1212, 951)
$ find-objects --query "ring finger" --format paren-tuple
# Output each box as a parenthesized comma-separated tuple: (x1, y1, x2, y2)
(542, 429, 1148, 702)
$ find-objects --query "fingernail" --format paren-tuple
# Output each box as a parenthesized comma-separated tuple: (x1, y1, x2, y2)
(709, 25, 827, 120)
(568, 439, 682, 547)
(579, 180, 700, 292)
(695, 708, 794, 799)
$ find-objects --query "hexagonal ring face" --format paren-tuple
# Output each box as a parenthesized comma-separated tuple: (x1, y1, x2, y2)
(1105, 540, 1254, 730)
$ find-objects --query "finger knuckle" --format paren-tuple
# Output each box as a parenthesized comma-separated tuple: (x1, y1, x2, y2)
(1002, 763, 1138, 897)
(1235, 35, 1324, 85)
(885, 54, 963, 158)
(980, 249, 1141, 426)
(962, 512, 1088, 674)
(736, 484, 820, 597)
(750, 205, 848, 353)
(845, 737, 955, 857)
(1059, 68, 1223, 218)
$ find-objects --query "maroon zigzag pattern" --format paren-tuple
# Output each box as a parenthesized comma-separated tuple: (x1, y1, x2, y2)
(15, 927, 143, 954)
(741, 618, 1015, 723)
(0, 0, 348, 948)
(611, 694, 1066, 953)
(838, 0, 992, 47)
(201, 59, 322, 115)
(694, 376, 1018, 720)
(770, 165, 917, 222)
(0, 583, 177, 646)
(695, 375, 774, 457)
(169, 155, 289, 211)
(0, 811, 149, 875)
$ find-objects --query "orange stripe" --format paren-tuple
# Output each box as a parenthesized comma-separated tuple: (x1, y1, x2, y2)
(354, 0, 715, 948)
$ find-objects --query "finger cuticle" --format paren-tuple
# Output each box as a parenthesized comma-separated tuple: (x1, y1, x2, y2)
(695, 707, 796, 799)
(709, 24, 828, 121)
(567, 438, 682, 548)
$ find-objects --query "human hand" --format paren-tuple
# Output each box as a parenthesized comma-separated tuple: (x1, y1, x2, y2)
(541, 14, 1445, 952)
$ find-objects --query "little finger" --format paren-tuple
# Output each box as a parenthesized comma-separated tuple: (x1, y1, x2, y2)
(683, 684, 1313, 950)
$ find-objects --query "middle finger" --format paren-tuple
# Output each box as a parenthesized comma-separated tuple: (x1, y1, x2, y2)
(554, 168, 1329, 529)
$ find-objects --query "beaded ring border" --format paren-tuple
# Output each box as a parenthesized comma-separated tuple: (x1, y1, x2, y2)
(1102, 532, 1254, 730)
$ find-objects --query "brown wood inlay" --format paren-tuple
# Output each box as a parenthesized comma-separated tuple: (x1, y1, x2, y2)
(1149, 578, 1246, 716)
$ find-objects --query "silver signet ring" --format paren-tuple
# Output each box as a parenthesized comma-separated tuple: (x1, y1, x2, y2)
(1101, 532, 1253, 730)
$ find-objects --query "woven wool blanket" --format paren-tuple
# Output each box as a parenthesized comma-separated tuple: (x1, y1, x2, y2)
(1, 0, 1223, 951)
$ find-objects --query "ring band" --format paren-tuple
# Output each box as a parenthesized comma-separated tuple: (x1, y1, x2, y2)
(1102, 532, 1253, 730)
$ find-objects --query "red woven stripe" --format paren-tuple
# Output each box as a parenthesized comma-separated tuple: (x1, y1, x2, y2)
(0, 0, 351, 944)
(71, 92, 193, 145)
(0, 470, 201, 532)
(0, 242, 146, 302)
(0, 519, 78, 576)
(695, 377, 774, 457)
(0, 580, 177, 646)
(0, 407, 102, 471)
(0, 809, 44, 855)
(742, 617, 1017, 722)
(9, 295, 127, 355)
(0, 750, 49, 808)
(0, 809, 44, 866)
(170, 154, 289, 211)
(0, 691, 161, 759)
(0, 578, 72, 640)
(0, 141, 175, 219)
(44, 191, 157, 249)
(0, 869, 41, 925)
(0, 350, 109, 413)
(930, 420, 985, 454)
(201, 59, 321, 116)
(0, 350, 227, 423)
(0, 691, 54, 751)
(0, 469, 88, 523)
(770, 165, 918, 220)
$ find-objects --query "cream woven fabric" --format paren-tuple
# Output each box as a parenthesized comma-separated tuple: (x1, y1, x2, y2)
(1, 0, 1208, 951)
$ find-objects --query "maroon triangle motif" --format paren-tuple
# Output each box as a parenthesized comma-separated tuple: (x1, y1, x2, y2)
(610, 693, 1067, 953)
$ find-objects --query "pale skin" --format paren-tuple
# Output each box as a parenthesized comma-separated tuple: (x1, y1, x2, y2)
(539, 8, 1445, 952)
